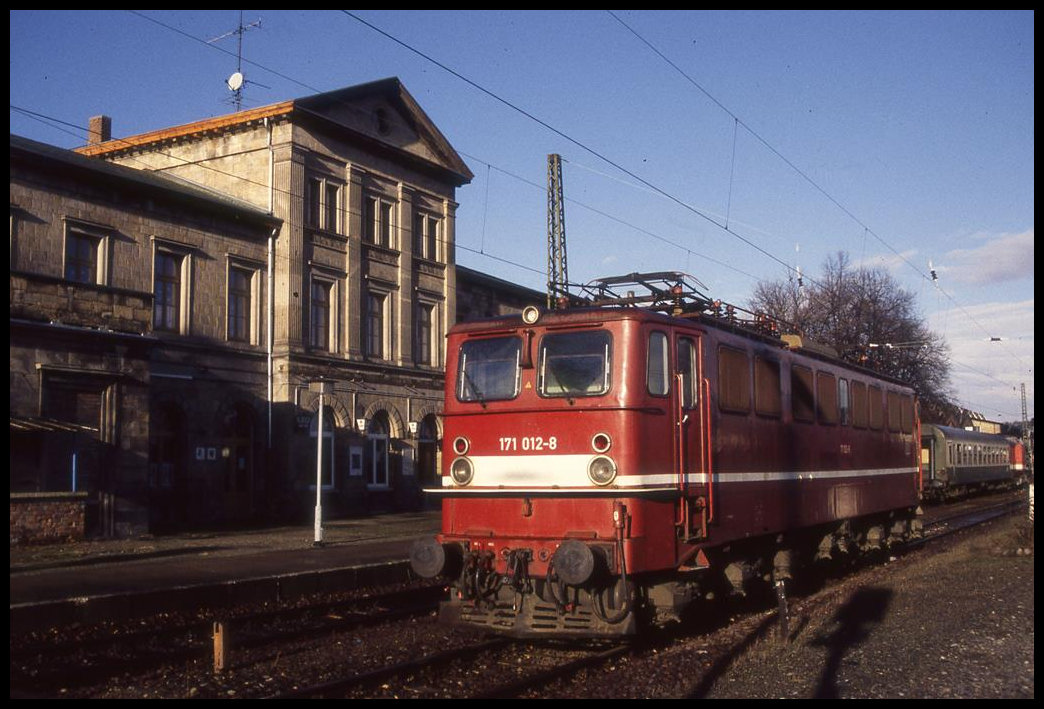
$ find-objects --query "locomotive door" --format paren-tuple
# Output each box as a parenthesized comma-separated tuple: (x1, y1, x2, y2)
(674, 334, 707, 538)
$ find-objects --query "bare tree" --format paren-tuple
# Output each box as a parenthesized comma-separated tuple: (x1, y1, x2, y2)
(749, 252, 956, 419)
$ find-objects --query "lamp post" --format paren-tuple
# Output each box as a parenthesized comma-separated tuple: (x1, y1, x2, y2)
(309, 379, 333, 546)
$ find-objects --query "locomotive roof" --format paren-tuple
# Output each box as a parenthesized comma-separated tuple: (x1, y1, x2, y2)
(451, 303, 913, 390)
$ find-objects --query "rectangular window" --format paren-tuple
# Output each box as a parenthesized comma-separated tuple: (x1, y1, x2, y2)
(868, 385, 884, 430)
(457, 336, 522, 402)
(647, 332, 669, 396)
(366, 196, 396, 248)
(310, 280, 332, 351)
(65, 232, 99, 284)
(791, 365, 815, 423)
(414, 212, 440, 260)
(718, 347, 751, 414)
(324, 183, 341, 234)
(754, 357, 782, 417)
(887, 391, 902, 432)
(227, 266, 253, 343)
(850, 380, 868, 428)
(305, 177, 321, 228)
(365, 292, 386, 359)
(838, 378, 850, 425)
(539, 330, 612, 398)
(154, 251, 182, 332)
(900, 394, 914, 434)
(415, 303, 434, 365)
(677, 338, 698, 409)
(306, 176, 343, 233)
(817, 372, 838, 424)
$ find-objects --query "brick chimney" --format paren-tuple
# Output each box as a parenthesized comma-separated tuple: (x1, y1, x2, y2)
(87, 115, 112, 146)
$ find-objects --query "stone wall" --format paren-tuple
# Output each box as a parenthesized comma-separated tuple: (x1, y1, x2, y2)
(10, 492, 88, 545)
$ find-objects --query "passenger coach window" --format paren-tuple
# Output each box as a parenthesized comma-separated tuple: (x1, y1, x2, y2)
(838, 378, 850, 425)
(539, 330, 612, 398)
(718, 346, 750, 413)
(457, 336, 522, 402)
(647, 332, 669, 396)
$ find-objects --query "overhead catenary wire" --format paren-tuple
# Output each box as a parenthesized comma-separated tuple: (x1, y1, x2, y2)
(12, 12, 1031, 418)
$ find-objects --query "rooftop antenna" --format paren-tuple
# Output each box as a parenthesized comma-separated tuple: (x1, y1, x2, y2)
(208, 11, 263, 112)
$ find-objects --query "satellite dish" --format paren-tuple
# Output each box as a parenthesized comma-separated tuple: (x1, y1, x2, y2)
(227, 72, 244, 91)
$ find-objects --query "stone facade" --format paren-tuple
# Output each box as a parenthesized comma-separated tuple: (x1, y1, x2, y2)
(68, 78, 475, 529)
(10, 80, 548, 538)
(10, 134, 280, 536)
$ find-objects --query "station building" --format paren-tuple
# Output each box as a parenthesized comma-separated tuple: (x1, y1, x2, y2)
(10, 78, 543, 540)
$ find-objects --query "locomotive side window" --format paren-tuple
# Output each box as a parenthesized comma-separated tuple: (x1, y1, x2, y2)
(538, 330, 612, 398)
(900, 394, 914, 434)
(647, 332, 669, 396)
(868, 385, 884, 430)
(718, 346, 750, 414)
(457, 336, 522, 402)
(887, 391, 901, 432)
(677, 338, 698, 409)
(816, 372, 838, 425)
(754, 356, 781, 417)
(850, 380, 868, 428)
(791, 365, 815, 423)
(838, 378, 850, 425)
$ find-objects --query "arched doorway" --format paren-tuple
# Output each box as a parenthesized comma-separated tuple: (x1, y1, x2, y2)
(417, 413, 441, 510)
(366, 411, 391, 490)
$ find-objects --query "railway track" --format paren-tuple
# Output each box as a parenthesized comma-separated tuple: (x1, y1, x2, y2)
(10, 491, 1030, 699)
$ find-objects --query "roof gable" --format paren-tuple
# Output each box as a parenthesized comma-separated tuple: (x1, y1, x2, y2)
(296, 78, 473, 185)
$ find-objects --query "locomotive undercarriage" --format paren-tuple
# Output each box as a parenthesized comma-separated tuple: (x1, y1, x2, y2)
(413, 508, 923, 638)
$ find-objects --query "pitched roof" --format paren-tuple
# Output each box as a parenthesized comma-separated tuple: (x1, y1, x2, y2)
(76, 77, 473, 186)
(11, 134, 281, 229)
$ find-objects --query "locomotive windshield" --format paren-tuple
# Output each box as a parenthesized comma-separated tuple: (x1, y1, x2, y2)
(538, 330, 612, 397)
(457, 336, 522, 402)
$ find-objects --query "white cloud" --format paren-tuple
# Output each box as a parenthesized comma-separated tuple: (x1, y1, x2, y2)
(929, 298, 1034, 421)
(940, 229, 1034, 286)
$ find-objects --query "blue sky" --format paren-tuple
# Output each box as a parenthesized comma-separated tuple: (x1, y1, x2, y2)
(9, 10, 1034, 422)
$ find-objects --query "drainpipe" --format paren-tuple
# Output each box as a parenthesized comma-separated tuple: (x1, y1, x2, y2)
(266, 117, 275, 449)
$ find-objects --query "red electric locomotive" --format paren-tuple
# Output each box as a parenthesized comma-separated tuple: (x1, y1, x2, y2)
(410, 273, 922, 637)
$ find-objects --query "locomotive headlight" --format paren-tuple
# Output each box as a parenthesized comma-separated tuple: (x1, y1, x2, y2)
(452, 436, 470, 456)
(521, 305, 541, 325)
(587, 455, 617, 486)
(591, 432, 612, 453)
(450, 457, 475, 486)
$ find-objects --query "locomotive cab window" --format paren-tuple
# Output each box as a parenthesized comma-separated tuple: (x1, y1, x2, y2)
(457, 336, 522, 402)
(647, 331, 669, 396)
(677, 337, 698, 409)
(538, 330, 611, 398)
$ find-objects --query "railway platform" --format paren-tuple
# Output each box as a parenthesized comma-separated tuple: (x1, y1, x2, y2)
(9, 510, 441, 636)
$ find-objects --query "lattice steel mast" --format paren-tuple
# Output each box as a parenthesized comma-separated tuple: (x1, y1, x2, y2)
(547, 154, 569, 309)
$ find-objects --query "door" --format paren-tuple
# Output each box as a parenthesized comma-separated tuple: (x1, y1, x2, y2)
(674, 334, 709, 541)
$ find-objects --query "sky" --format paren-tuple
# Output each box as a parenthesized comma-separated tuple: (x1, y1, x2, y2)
(9, 10, 1034, 423)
